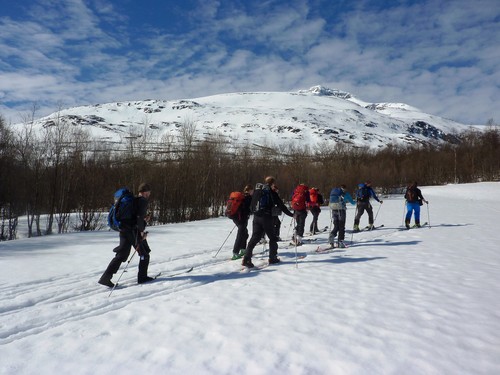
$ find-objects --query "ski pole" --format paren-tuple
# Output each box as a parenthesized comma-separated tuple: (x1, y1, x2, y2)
(426, 202, 431, 228)
(213, 224, 237, 258)
(109, 248, 137, 297)
(291, 216, 298, 268)
(402, 199, 407, 226)
(350, 204, 358, 244)
(372, 203, 382, 227)
(286, 215, 294, 240)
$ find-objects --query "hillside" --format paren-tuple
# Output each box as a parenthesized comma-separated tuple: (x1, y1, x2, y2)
(25, 86, 470, 149)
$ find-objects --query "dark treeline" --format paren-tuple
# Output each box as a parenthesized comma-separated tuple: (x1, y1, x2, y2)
(1, 114, 499, 241)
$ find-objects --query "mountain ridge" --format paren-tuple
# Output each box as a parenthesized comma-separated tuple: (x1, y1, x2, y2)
(24, 85, 470, 149)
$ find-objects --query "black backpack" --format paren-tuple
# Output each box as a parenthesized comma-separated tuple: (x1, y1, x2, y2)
(250, 183, 273, 214)
(356, 184, 370, 202)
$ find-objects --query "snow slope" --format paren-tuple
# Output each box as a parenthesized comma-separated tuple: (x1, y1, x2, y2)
(1, 182, 499, 375)
(19, 86, 471, 149)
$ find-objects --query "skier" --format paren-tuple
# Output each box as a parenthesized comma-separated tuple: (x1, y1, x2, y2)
(291, 183, 310, 245)
(404, 181, 428, 228)
(242, 176, 293, 268)
(328, 184, 355, 248)
(353, 181, 383, 232)
(308, 187, 324, 234)
(231, 184, 253, 260)
(98, 183, 154, 287)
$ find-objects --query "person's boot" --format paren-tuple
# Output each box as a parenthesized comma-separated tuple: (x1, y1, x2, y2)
(98, 272, 114, 288)
(241, 257, 255, 268)
(353, 224, 360, 233)
(405, 220, 410, 229)
(138, 276, 155, 284)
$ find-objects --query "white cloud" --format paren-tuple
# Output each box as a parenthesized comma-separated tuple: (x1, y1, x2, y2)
(0, 0, 498, 125)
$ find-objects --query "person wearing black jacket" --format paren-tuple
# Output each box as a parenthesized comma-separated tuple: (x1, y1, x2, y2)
(98, 183, 153, 287)
(404, 181, 428, 228)
(242, 176, 294, 268)
(231, 184, 253, 260)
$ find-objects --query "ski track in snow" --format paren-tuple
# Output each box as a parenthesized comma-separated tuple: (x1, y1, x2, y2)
(1, 183, 500, 375)
(0, 224, 399, 345)
(0, 241, 318, 345)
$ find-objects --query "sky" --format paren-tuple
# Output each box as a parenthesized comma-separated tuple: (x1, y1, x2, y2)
(0, 0, 498, 125)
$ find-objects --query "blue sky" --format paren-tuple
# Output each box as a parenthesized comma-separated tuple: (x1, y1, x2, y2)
(0, 0, 498, 125)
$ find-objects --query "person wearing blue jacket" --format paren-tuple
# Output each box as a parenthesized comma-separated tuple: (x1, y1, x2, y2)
(404, 181, 428, 228)
(328, 184, 355, 248)
(353, 181, 383, 232)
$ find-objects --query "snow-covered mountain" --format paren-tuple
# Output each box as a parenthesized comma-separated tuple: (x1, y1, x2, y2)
(25, 86, 471, 149)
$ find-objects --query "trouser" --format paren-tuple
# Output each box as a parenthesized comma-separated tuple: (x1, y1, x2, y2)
(294, 210, 307, 237)
(405, 201, 421, 224)
(329, 209, 347, 242)
(309, 206, 321, 233)
(232, 217, 249, 254)
(272, 216, 281, 237)
(245, 215, 279, 261)
(101, 230, 137, 280)
(354, 202, 373, 225)
(137, 238, 152, 280)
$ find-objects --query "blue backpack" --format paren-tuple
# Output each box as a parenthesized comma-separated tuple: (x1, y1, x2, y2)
(108, 188, 136, 231)
(329, 187, 344, 210)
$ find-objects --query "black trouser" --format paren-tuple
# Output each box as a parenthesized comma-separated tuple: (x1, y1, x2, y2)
(102, 230, 137, 278)
(137, 238, 152, 280)
(272, 216, 281, 237)
(294, 209, 307, 237)
(245, 215, 278, 261)
(354, 201, 373, 225)
(102, 230, 150, 281)
(330, 209, 347, 242)
(309, 206, 321, 233)
(232, 217, 249, 254)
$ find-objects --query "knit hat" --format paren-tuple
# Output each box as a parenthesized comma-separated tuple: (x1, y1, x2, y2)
(265, 176, 275, 185)
(138, 183, 151, 193)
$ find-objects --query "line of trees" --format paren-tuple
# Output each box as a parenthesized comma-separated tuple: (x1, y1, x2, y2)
(1, 113, 499, 241)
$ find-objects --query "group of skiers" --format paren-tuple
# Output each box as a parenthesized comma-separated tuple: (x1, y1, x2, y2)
(227, 177, 428, 269)
(98, 178, 429, 287)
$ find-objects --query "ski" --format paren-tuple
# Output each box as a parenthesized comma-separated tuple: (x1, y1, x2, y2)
(365, 224, 384, 231)
(307, 226, 329, 236)
(161, 267, 194, 277)
(412, 222, 428, 229)
(240, 262, 269, 272)
(315, 242, 348, 252)
(112, 267, 193, 292)
(401, 222, 429, 230)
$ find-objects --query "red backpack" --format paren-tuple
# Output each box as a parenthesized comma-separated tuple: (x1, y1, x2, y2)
(307, 188, 319, 209)
(291, 184, 309, 211)
(225, 192, 245, 219)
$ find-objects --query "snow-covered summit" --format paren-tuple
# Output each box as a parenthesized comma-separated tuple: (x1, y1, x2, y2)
(17, 86, 472, 149)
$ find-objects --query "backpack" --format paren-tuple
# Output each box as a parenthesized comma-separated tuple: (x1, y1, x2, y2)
(225, 191, 245, 219)
(356, 184, 370, 202)
(291, 184, 309, 211)
(307, 188, 319, 209)
(250, 183, 273, 214)
(329, 187, 344, 210)
(108, 188, 136, 231)
(405, 187, 417, 202)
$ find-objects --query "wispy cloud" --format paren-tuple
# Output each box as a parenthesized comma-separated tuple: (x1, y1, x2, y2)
(0, 0, 498, 125)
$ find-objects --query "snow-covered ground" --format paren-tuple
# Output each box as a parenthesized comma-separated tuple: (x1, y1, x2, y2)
(1, 182, 499, 375)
